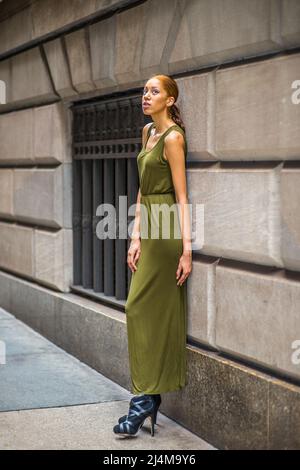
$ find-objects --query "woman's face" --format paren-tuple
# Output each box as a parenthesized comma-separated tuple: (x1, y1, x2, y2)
(142, 78, 173, 115)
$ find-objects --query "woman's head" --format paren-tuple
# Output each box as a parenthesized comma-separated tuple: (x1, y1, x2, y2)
(142, 74, 185, 132)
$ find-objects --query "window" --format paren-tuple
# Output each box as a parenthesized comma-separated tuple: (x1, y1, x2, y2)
(71, 93, 149, 310)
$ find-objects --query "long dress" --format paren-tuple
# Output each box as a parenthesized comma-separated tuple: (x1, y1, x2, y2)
(125, 122, 188, 395)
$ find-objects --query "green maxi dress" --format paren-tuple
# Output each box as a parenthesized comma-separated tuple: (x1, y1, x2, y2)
(125, 122, 188, 395)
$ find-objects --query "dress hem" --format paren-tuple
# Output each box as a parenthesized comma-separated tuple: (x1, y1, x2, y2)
(131, 381, 188, 395)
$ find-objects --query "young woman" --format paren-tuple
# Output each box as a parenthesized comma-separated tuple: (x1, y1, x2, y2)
(113, 74, 192, 438)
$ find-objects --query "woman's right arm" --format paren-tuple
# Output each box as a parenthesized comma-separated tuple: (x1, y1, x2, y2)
(127, 123, 151, 272)
(130, 187, 141, 242)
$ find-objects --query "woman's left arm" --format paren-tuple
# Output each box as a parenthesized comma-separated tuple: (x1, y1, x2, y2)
(164, 131, 192, 286)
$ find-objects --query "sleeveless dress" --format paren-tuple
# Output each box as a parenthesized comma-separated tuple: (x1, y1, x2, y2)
(125, 122, 188, 395)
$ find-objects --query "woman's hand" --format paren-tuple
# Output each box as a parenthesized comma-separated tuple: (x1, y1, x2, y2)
(176, 251, 192, 286)
(127, 239, 141, 273)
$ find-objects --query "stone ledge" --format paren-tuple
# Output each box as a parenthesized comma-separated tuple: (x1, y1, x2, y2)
(0, 0, 122, 55)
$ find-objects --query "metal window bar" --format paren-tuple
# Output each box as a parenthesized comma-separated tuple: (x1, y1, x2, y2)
(71, 93, 148, 310)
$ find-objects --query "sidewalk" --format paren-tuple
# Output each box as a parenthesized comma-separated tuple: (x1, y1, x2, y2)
(0, 307, 215, 450)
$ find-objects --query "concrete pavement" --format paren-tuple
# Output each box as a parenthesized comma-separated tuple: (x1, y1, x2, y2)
(0, 307, 215, 450)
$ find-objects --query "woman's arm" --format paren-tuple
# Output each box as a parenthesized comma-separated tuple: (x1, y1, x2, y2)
(127, 123, 152, 272)
(130, 123, 151, 241)
(130, 187, 141, 241)
(164, 131, 192, 255)
(164, 131, 192, 286)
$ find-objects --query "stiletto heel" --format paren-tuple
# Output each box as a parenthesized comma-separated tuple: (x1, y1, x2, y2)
(150, 410, 155, 437)
(118, 393, 161, 426)
(153, 394, 161, 424)
(113, 395, 156, 437)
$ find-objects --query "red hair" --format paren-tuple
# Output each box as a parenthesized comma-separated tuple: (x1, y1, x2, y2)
(148, 74, 185, 132)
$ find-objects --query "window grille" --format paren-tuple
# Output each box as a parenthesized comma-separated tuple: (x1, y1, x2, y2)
(71, 93, 149, 310)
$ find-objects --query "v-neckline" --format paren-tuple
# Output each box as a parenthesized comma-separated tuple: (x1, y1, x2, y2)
(142, 123, 178, 154)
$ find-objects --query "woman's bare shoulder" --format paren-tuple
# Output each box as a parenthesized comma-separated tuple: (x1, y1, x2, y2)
(142, 122, 153, 144)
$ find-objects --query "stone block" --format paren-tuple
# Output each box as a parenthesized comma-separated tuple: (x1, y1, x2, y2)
(64, 28, 96, 93)
(0, 103, 70, 165)
(31, 0, 98, 39)
(114, 4, 145, 84)
(0, 222, 34, 277)
(176, 74, 214, 161)
(0, 108, 34, 164)
(139, 0, 181, 78)
(0, 170, 13, 216)
(280, 169, 300, 271)
(281, 0, 300, 47)
(35, 228, 73, 291)
(13, 167, 64, 228)
(215, 53, 300, 160)
(215, 265, 300, 380)
(187, 166, 282, 267)
(89, 16, 116, 88)
(169, 0, 282, 73)
(0, 7, 32, 55)
(9, 47, 56, 109)
(43, 38, 77, 98)
(187, 258, 218, 348)
(34, 102, 71, 164)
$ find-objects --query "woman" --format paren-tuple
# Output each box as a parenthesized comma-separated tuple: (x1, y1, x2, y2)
(113, 74, 192, 437)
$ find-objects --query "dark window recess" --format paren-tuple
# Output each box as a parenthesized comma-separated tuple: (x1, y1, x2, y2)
(71, 93, 149, 310)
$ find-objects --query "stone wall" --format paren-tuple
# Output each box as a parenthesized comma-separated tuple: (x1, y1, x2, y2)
(1, 0, 300, 448)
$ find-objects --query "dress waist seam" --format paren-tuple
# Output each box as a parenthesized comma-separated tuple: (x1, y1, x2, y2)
(141, 191, 175, 197)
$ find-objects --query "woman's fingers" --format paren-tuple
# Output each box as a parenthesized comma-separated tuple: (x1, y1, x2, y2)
(131, 256, 137, 271)
(176, 263, 191, 286)
(133, 249, 140, 264)
(176, 264, 182, 280)
(127, 249, 140, 272)
(177, 271, 188, 286)
(129, 255, 136, 272)
(177, 272, 185, 286)
(132, 249, 141, 271)
(176, 266, 185, 285)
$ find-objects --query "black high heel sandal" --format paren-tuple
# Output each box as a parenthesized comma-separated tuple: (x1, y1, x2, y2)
(118, 394, 161, 426)
(113, 395, 156, 437)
